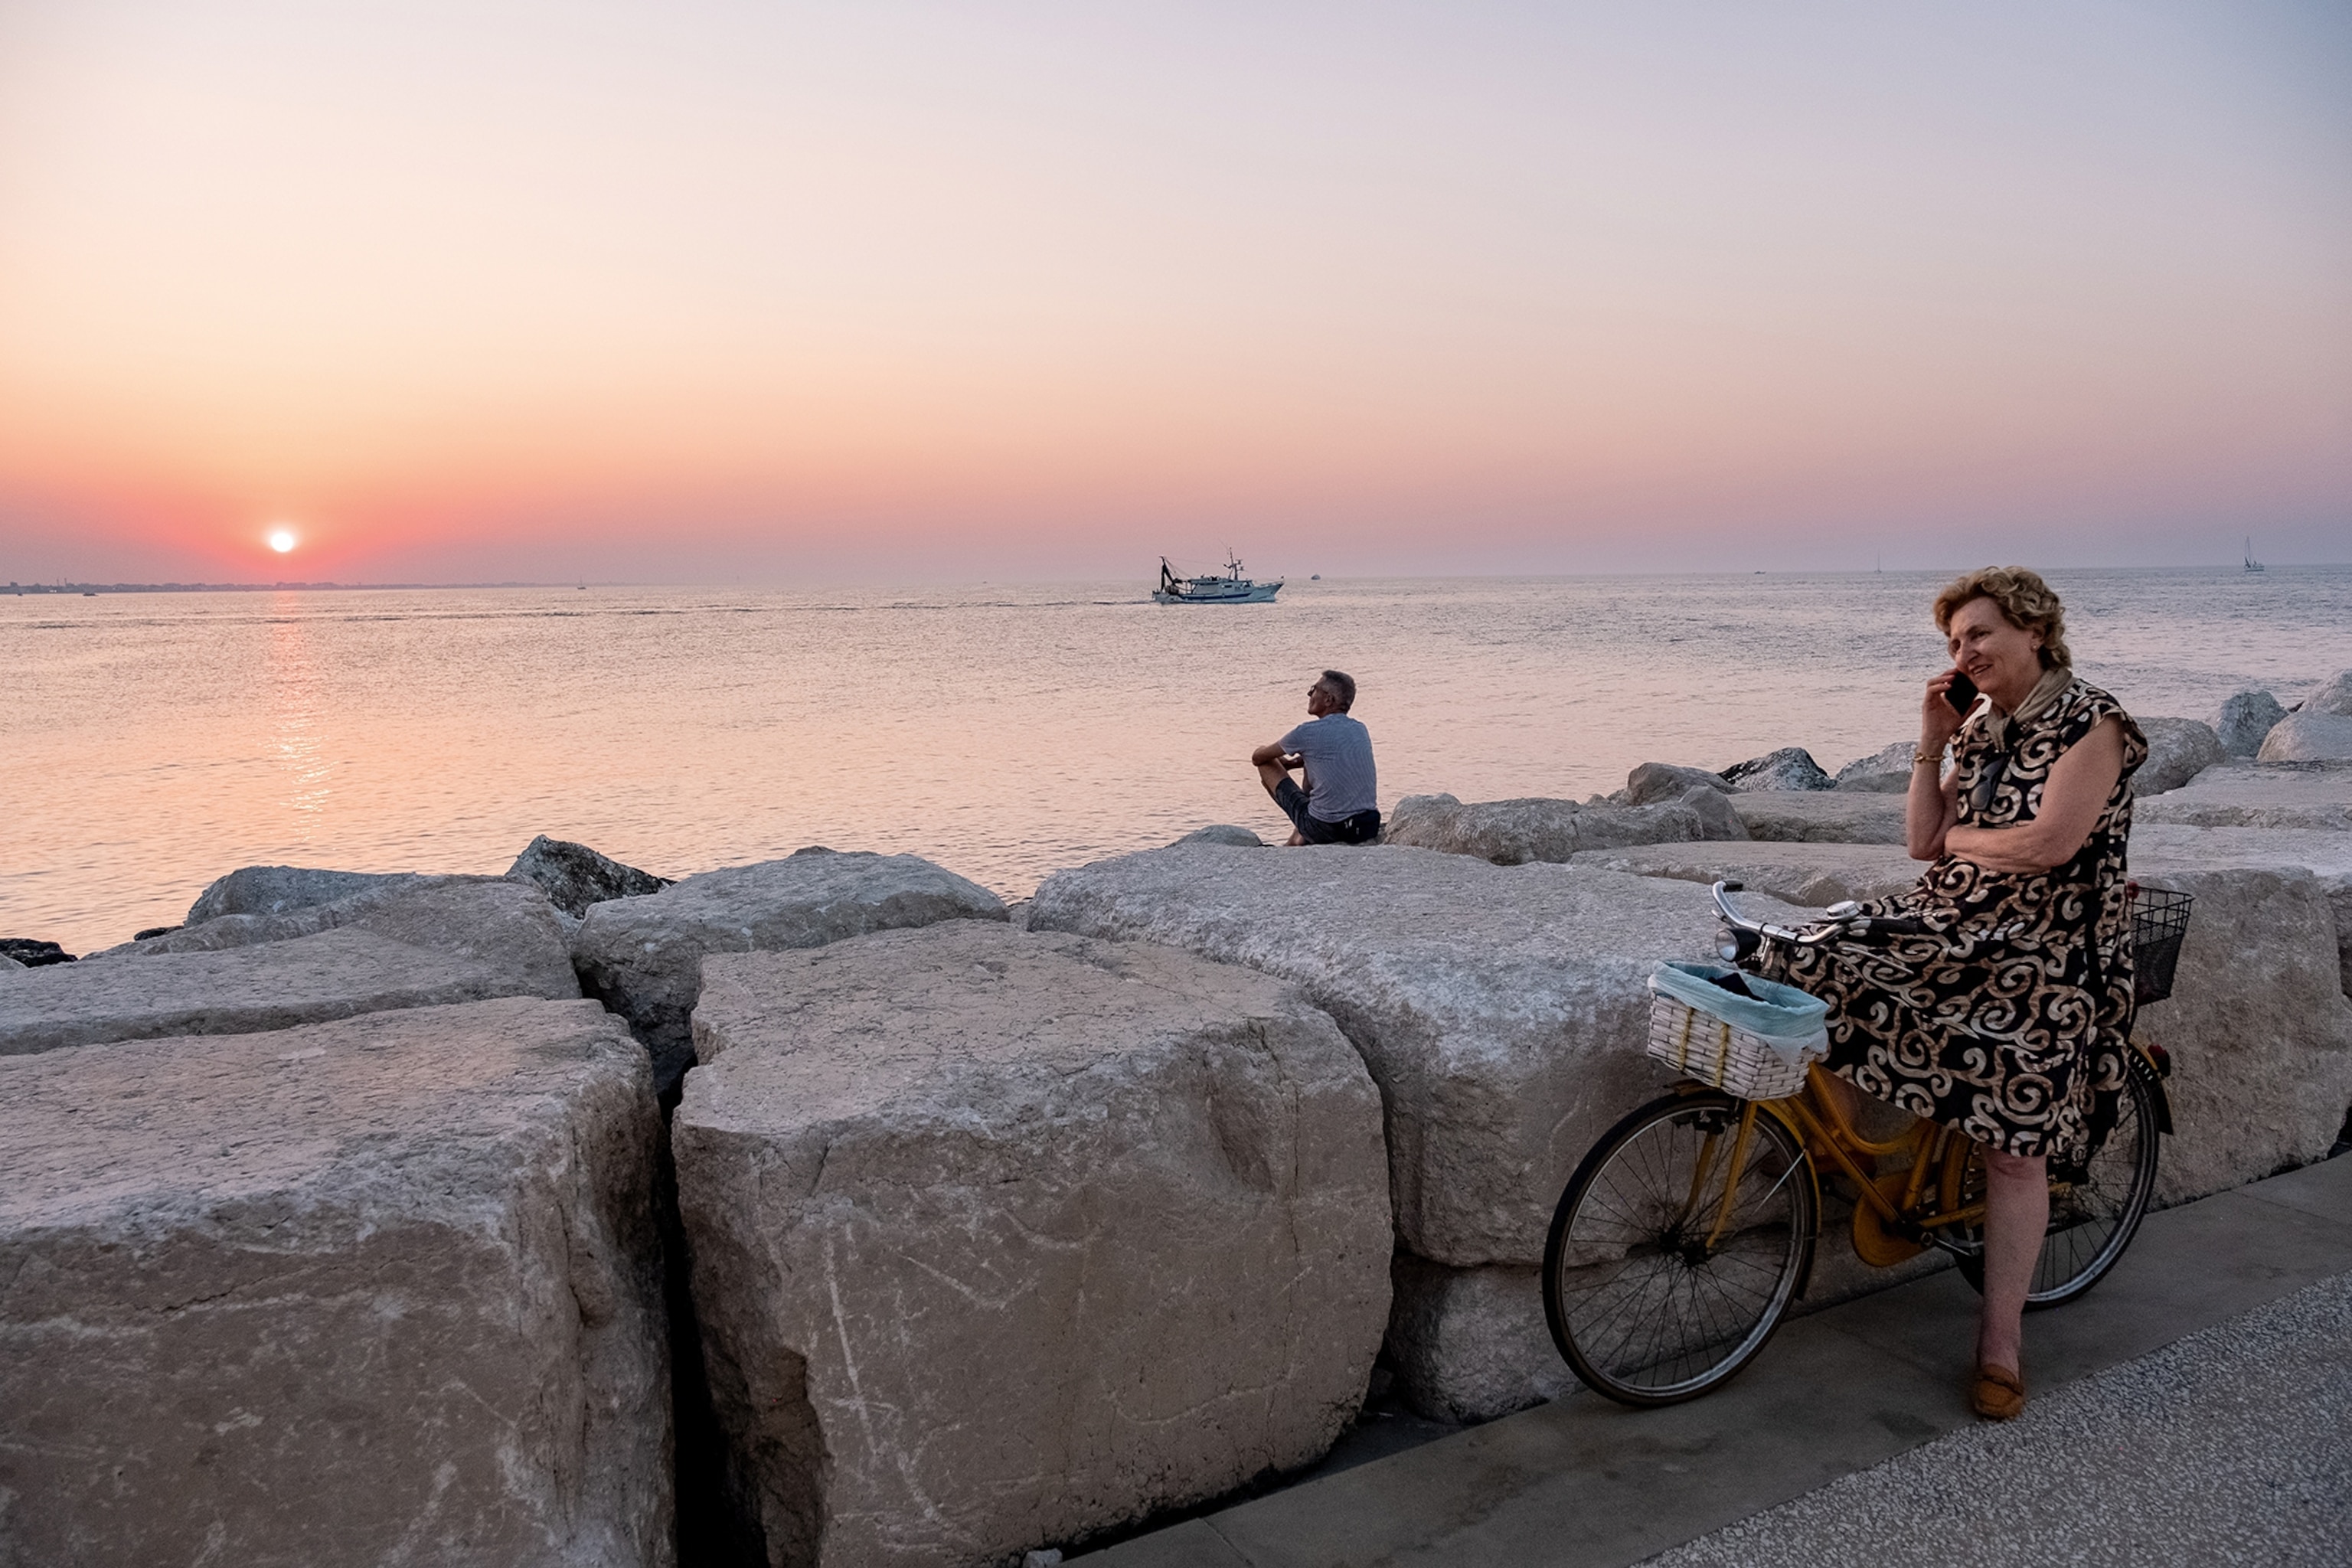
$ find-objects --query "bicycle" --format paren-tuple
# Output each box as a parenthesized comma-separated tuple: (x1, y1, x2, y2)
(1540, 879, 2189, 1407)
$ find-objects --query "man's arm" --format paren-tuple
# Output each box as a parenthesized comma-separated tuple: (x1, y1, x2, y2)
(1250, 741, 1298, 768)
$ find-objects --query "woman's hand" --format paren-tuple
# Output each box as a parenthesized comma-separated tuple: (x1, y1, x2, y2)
(1919, 669, 1967, 753)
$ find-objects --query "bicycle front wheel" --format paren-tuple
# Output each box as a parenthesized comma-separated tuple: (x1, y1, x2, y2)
(1542, 1090, 1816, 1406)
(1955, 1056, 2161, 1308)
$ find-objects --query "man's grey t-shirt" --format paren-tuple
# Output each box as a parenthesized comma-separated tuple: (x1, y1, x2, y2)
(1280, 713, 1377, 822)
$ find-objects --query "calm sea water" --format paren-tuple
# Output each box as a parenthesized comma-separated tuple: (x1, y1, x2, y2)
(5, 567, 2346, 955)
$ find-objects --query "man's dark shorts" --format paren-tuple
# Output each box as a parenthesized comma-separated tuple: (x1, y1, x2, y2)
(1273, 777, 1382, 845)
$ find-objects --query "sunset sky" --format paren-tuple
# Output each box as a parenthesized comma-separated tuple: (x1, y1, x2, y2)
(2, 2, 2346, 585)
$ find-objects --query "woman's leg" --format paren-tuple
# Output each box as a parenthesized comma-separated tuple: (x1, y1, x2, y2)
(1976, 1147, 2049, 1374)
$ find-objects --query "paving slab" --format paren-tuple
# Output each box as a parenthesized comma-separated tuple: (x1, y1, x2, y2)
(1076, 1155, 2352, 1568)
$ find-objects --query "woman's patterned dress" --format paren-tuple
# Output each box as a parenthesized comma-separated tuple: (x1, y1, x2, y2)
(1753, 677, 2148, 1165)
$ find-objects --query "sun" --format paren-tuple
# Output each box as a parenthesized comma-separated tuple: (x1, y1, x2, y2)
(267, 528, 298, 554)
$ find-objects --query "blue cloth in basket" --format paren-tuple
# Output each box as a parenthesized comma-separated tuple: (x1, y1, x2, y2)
(1648, 961, 1829, 1067)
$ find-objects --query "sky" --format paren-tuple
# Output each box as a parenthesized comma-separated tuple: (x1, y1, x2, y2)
(1, 1, 2347, 585)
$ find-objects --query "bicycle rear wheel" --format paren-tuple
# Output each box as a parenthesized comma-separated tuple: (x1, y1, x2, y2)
(1955, 1057, 2161, 1308)
(1543, 1090, 1816, 1406)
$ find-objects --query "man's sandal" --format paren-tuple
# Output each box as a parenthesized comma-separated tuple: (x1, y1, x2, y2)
(1970, 1364, 2026, 1421)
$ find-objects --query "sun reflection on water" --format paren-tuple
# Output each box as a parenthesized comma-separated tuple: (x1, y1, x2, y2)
(267, 601, 334, 835)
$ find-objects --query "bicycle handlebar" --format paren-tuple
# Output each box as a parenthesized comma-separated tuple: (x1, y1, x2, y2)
(1710, 880, 1854, 946)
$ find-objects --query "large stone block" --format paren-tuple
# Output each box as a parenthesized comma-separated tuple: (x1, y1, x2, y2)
(183, 863, 419, 924)
(2135, 717, 2228, 795)
(107, 875, 581, 1001)
(1720, 746, 1834, 792)
(1, 924, 575, 1057)
(2135, 762, 2352, 831)
(2211, 689, 2287, 756)
(0, 999, 671, 1566)
(2307, 670, 2352, 718)
(1623, 762, 1733, 806)
(2136, 825, 2352, 1000)
(2257, 710, 2352, 763)
(1381, 786, 1745, 864)
(508, 835, 671, 919)
(1832, 740, 1916, 792)
(571, 848, 1007, 1097)
(1031, 847, 1759, 1270)
(2123, 864, 2352, 1202)
(1729, 790, 1910, 844)
(676, 923, 1390, 1567)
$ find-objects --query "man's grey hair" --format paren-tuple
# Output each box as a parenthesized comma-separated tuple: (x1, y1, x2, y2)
(1318, 669, 1357, 711)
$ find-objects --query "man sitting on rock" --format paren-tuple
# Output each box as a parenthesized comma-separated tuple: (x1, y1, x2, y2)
(1252, 670, 1382, 846)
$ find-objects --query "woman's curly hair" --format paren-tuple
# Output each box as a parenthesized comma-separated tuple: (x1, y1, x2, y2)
(1932, 567, 2071, 670)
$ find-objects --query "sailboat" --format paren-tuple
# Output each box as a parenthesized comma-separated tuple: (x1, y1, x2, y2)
(2244, 537, 2265, 574)
(1153, 554, 1282, 604)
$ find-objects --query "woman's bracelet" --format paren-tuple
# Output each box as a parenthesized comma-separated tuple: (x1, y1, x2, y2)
(1913, 749, 1942, 767)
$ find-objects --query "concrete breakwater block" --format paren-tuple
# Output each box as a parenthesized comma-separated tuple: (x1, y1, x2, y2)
(2135, 716, 2228, 795)
(675, 922, 1391, 1567)
(2125, 860, 2352, 1202)
(0, 998, 671, 1566)
(1029, 846, 1770, 1420)
(2257, 710, 2352, 763)
(2135, 760, 2352, 831)
(1729, 790, 1910, 844)
(571, 847, 1006, 1097)
(1382, 785, 1746, 865)
(107, 875, 582, 1000)
(1, 924, 577, 1057)
(182, 862, 418, 924)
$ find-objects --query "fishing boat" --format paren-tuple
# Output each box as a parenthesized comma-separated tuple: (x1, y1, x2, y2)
(2244, 537, 2265, 573)
(1154, 554, 1281, 604)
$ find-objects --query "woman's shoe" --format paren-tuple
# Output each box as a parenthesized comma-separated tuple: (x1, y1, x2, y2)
(1971, 1363, 2026, 1421)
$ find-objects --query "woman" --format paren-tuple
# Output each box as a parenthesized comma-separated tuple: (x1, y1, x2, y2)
(1755, 567, 2145, 1421)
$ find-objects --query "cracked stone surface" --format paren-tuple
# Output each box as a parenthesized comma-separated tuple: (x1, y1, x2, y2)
(676, 922, 1391, 1568)
(2135, 761, 2352, 831)
(100, 875, 581, 1001)
(1, 921, 579, 1057)
(0, 998, 672, 1567)
(1728, 792, 1911, 844)
(571, 847, 1006, 1097)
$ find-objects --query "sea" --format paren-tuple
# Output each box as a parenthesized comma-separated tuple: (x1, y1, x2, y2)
(5, 566, 2347, 956)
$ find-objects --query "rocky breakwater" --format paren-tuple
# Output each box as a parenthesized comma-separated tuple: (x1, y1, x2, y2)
(674, 921, 1392, 1566)
(1382, 784, 1745, 864)
(0, 874, 580, 1056)
(1029, 844, 1775, 1422)
(0, 997, 672, 1566)
(571, 847, 1005, 1099)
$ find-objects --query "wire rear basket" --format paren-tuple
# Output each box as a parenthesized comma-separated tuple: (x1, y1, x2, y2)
(2128, 884, 2194, 1007)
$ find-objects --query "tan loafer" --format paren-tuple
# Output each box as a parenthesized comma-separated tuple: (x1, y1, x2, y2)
(1971, 1363, 2026, 1421)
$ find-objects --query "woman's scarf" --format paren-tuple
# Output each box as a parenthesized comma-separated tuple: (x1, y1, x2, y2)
(1979, 664, 2075, 753)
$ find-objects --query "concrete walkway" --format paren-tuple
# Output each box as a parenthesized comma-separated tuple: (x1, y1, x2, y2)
(1080, 1155, 2352, 1567)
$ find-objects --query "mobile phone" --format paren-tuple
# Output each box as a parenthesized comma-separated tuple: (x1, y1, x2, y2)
(1945, 671, 1980, 714)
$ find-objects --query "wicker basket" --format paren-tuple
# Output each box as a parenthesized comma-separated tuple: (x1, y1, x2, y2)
(1646, 992, 1818, 1100)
